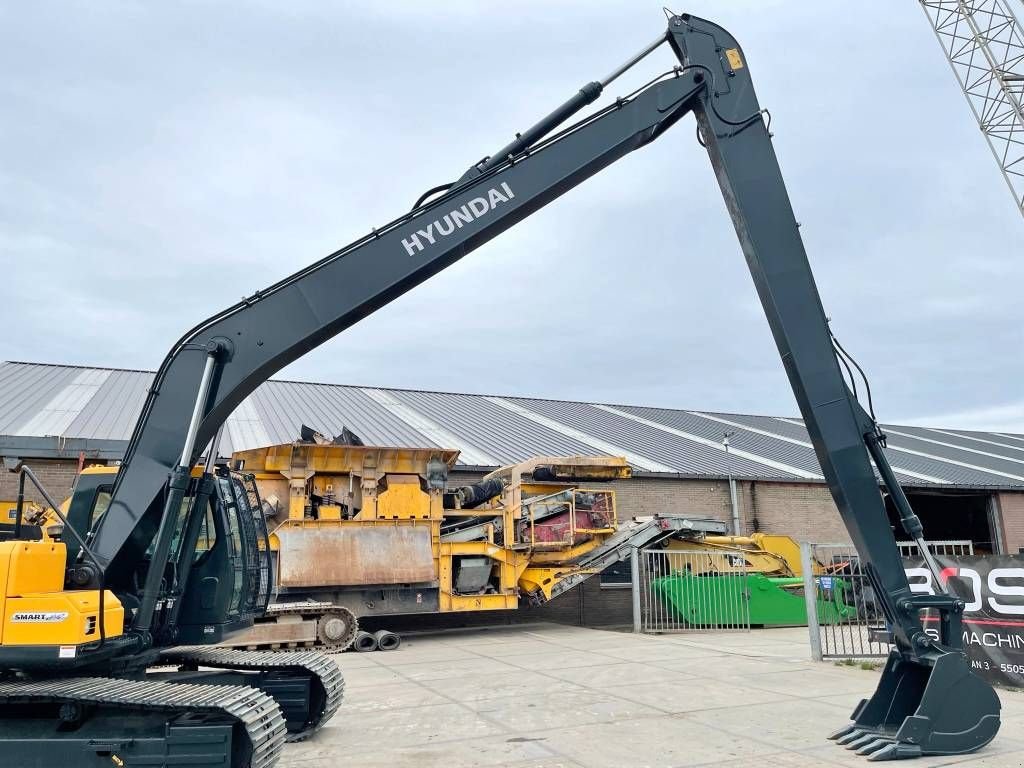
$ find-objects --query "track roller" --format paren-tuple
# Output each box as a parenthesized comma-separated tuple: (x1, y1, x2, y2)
(317, 608, 359, 650)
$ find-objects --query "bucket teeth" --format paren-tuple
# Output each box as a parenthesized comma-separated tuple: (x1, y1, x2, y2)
(828, 724, 857, 741)
(835, 729, 867, 746)
(846, 733, 881, 750)
(856, 737, 896, 756)
(866, 744, 901, 762)
(831, 729, 926, 762)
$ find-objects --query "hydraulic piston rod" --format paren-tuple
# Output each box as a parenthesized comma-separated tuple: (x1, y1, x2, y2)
(864, 430, 946, 588)
(474, 33, 667, 175)
(599, 33, 667, 87)
(135, 345, 222, 636)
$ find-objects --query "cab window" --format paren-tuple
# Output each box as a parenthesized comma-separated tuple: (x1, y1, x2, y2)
(194, 506, 217, 561)
(88, 486, 113, 531)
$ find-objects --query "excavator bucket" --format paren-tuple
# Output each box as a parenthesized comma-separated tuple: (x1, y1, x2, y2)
(830, 649, 1000, 761)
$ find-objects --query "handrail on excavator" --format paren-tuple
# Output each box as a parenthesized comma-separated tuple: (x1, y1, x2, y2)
(12, 465, 106, 646)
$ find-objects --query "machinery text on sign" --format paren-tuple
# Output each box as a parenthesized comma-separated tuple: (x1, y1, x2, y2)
(906, 555, 1024, 687)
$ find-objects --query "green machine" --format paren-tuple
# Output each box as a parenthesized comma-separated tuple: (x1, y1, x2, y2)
(652, 571, 856, 626)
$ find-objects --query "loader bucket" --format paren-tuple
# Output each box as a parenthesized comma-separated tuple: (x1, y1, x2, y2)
(830, 649, 1000, 761)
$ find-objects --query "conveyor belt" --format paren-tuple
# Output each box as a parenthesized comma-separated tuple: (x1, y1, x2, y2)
(549, 515, 728, 599)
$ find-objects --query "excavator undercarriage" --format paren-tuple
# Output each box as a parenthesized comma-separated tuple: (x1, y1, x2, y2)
(0, 675, 287, 768)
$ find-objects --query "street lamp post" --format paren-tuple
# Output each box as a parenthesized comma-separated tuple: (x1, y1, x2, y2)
(723, 431, 741, 535)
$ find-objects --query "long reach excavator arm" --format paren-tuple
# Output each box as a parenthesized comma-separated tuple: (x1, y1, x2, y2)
(86, 13, 997, 761)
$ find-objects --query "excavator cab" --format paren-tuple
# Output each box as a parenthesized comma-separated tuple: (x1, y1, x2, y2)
(59, 465, 273, 645)
(173, 470, 273, 643)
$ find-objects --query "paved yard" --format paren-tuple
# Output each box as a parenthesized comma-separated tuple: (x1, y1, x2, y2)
(283, 623, 1024, 768)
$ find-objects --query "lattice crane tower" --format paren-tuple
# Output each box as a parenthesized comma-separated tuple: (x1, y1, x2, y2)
(919, 1, 1024, 217)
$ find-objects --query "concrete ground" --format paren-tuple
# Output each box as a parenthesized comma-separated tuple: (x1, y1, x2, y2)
(282, 623, 1024, 768)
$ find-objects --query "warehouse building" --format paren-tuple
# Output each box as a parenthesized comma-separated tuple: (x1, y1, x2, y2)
(2, 360, 1023, 626)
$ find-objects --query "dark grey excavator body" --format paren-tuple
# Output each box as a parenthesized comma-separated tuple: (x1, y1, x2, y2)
(85, 12, 998, 761)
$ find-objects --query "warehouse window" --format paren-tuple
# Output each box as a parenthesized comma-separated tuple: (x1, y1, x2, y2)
(600, 559, 632, 589)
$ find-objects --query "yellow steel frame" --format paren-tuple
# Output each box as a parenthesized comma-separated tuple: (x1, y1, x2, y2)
(241, 442, 632, 614)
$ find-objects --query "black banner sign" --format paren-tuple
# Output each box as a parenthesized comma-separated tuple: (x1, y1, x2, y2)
(904, 555, 1024, 688)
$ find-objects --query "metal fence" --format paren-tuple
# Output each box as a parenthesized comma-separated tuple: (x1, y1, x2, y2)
(897, 540, 974, 558)
(631, 548, 751, 633)
(801, 540, 974, 660)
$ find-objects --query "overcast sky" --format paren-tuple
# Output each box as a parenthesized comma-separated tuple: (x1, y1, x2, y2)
(2, 1, 1021, 431)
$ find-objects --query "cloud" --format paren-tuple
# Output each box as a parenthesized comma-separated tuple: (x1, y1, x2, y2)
(1, 1, 1021, 428)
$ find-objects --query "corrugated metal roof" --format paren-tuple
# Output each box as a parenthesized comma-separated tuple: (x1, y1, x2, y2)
(904, 426, 1024, 459)
(249, 381, 437, 451)
(617, 406, 823, 479)
(391, 389, 604, 465)
(2, 360, 1024, 488)
(66, 369, 152, 441)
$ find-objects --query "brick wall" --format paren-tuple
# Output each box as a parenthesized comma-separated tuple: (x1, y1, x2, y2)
(7, 461, 1010, 631)
(0, 461, 857, 632)
(601, 474, 849, 545)
(0, 463, 848, 544)
(0, 458, 81, 506)
(745, 481, 850, 544)
(606, 475, 734, 524)
(997, 492, 1024, 554)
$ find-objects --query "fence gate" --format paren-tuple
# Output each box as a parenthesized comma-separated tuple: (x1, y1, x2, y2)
(801, 540, 974, 660)
(632, 547, 751, 633)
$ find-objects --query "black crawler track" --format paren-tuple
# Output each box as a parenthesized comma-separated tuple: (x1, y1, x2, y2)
(162, 646, 344, 742)
(0, 675, 287, 768)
